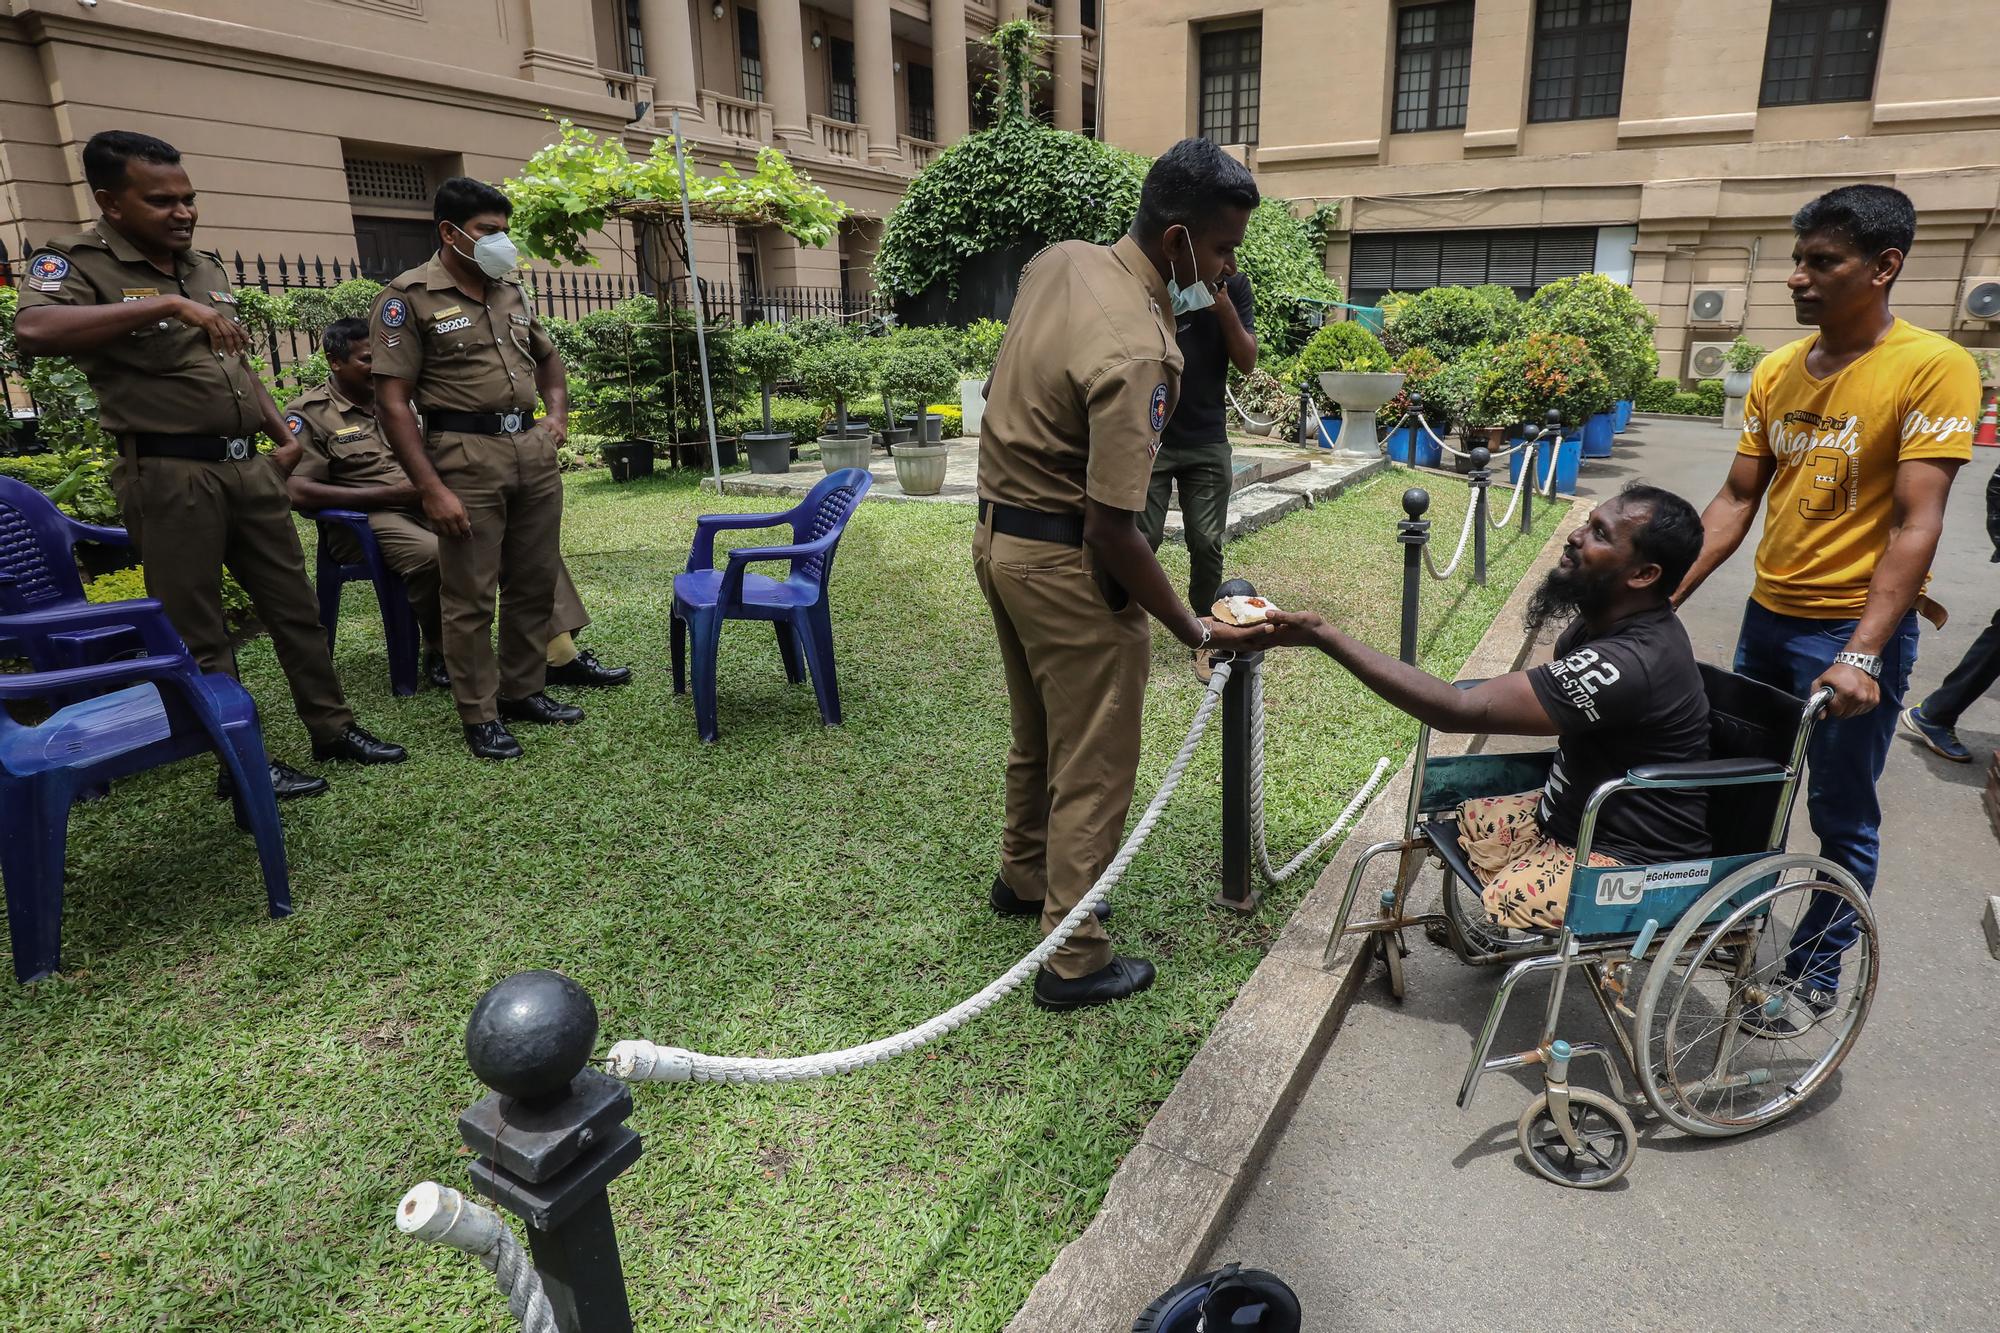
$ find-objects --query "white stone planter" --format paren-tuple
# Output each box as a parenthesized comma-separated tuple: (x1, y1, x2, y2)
(819, 434, 873, 474)
(891, 441, 951, 496)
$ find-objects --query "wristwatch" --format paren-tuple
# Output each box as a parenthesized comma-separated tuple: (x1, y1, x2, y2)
(1833, 651, 1882, 680)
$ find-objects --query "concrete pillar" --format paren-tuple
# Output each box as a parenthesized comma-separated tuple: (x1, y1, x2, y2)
(931, 0, 970, 144)
(640, 0, 700, 121)
(1052, 0, 1083, 132)
(854, 0, 900, 165)
(519, 0, 604, 93)
(761, 0, 813, 149)
(999, 0, 1029, 23)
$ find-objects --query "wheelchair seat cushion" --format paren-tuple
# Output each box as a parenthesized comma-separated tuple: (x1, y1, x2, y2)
(1427, 795, 1619, 931)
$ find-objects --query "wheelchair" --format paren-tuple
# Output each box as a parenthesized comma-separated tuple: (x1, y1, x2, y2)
(1324, 664, 1879, 1188)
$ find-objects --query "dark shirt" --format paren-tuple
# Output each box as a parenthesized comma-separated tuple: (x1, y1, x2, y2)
(1161, 272, 1253, 449)
(1527, 604, 1711, 865)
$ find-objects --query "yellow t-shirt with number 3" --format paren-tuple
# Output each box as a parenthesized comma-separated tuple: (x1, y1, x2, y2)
(1739, 318, 1979, 618)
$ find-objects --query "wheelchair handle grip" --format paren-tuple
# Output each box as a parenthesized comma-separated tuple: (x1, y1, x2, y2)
(1807, 685, 1836, 718)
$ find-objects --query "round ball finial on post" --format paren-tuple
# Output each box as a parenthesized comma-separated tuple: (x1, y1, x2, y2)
(1545, 408, 1563, 431)
(1402, 487, 1431, 520)
(1214, 576, 1258, 602)
(1469, 445, 1491, 470)
(464, 970, 599, 1105)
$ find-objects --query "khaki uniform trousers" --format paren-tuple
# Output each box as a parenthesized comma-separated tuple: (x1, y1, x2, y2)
(324, 511, 589, 653)
(427, 425, 564, 724)
(974, 516, 1150, 979)
(111, 451, 353, 743)
(1138, 439, 1234, 613)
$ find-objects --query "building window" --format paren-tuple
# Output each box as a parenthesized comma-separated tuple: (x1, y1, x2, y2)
(1393, 1, 1474, 134)
(1197, 24, 1261, 145)
(1348, 228, 1599, 305)
(614, 0, 646, 76)
(738, 7, 763, 103)
(1759, 0, 1885, 107)
(830, 37, 857, 122)
(908, 63, 935, 140)
(1528, 1, 1629, 122)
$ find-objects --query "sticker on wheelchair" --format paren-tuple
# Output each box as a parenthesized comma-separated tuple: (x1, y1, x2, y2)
(1594, 859, 1713, 905)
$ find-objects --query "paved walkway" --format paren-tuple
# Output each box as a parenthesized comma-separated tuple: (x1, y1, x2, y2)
(702, 437, 1384, 545)
(1209, 415, 2000, 1329)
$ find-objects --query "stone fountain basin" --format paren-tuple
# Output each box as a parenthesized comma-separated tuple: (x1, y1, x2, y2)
(1317, 371, 1406, 413)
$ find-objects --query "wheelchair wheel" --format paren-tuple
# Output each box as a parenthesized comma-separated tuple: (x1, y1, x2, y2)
(1516, 1088, 1635, 1189)
(1437, 868, 1538, 957)
(1635, 855, 1878, 1139)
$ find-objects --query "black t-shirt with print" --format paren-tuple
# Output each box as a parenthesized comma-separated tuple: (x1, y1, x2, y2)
(1527, 604, 1711, 865)
(1162, 272, 1255, 449)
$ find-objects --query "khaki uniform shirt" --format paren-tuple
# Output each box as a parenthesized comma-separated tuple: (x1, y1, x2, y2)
(284, 383, 412, 493)
(978, 235, 1182, 514)
(366, 255, 554, 413)
(17, 220, 259, 438)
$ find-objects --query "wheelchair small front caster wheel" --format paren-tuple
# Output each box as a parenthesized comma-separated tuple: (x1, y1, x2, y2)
(1383, 932, 1407, 1000)
(1516, 1088, 1635, 1189)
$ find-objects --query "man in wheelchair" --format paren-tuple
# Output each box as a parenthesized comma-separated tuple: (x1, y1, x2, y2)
(1265, 484, 1709, 930)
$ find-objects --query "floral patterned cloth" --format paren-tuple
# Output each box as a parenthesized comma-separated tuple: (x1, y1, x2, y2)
(1457, 791, 1621, 930)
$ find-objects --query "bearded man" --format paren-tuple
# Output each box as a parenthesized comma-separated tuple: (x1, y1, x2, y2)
(1260, 484, 1711, 929)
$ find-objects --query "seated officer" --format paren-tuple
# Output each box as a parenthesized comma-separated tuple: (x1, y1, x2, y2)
(283, 319, 630, 691)
(1261, 484, 1712, 929)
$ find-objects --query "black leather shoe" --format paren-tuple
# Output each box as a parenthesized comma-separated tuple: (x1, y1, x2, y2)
(545, 648, 633, 689)
(424, 651, 451, 690)
(1032, 956, 1156, 1012)
(989, 875, 1112, 922)
(498, 692, 584, 725)
(464, 720, 524, 761)
(217, 760, 329, 802)
(311, 723, 408, 765)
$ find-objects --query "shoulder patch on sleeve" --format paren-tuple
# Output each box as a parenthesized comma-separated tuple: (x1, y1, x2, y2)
(1150, 382, 1169, 431)
(284, 413, 307, 437)
(380, 297, 408, 328)
(29, 253, 70, 282)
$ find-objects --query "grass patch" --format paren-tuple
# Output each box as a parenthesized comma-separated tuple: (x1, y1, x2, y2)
(0, 466, 1560, 1330)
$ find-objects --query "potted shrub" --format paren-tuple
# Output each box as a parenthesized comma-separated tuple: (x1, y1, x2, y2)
(1379, 346, 1446, 467)
(1721, 336, 1765, 429)
(1292, 320, 1393, 449)
(734, 322, 801, 474)
(878, 341, 962, 496)
(1229, 366, 1296, 438)
(798, 339, 878, 473)
(1381, 286, 1496, 362)
(958, 317, 1006, 436)
(1522, 274, 1655, 458)
(1422, 342, 1500, 470)
(1478, 333, 1613, 495)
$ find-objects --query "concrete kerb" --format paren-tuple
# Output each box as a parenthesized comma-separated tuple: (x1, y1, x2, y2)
(1005, 497, 1585, 1333)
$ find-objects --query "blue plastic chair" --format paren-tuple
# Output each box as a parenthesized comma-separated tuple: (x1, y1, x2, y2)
(301, 508, 421, 697)
(0, 474, 147, 670)
(670, 468, 873, 743)
(0, 647, 292, 982)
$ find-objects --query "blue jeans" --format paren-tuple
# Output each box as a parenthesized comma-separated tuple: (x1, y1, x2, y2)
(1732, 600, 1918, 988)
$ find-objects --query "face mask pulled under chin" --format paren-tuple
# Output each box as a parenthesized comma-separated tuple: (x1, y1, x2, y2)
(449, 226, 521, 280)
(1166, 231, 1215, 317)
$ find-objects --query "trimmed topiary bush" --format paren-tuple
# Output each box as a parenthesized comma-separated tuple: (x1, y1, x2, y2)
(1666, 391, 1706, 415)
(1694, 378, 1726, 416)
(1477, 332, 1615, 429)
(1636, 377, 1679, 412)
(1522, 273, 1659, 403)
(1294, 320, 1392, 415)
(1383, 286, 1496, 362)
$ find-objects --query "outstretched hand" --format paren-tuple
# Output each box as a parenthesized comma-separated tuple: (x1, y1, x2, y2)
(1204, 616, 1274, 651)
(1258, 608, 1331, 649)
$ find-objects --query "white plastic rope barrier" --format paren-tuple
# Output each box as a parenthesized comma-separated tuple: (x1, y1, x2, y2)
(1248, 665, 1392, 883)
(397, 1183, 557, 1333)
(1487, 468, 1527, 529)
(608, 662, 1392, 1087)
(1422, 497, 1480, 581)
(1226, 383, 1276, 433)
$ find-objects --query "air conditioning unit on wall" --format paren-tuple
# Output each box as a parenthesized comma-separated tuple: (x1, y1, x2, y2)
(1962, 277, 2000, 323)
(1688, 341, 1733, 380)
(1687, 286, 1746, 327)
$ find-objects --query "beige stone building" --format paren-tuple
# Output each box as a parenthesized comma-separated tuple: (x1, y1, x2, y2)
(1103, 0, 2000, 380)
(0, 0, 1102, 304)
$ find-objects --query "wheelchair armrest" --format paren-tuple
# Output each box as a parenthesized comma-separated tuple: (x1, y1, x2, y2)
(1625, 757, 1788, 788)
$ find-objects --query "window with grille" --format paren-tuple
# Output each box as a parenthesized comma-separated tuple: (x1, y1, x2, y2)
(1197, 24, 1262, 145)
(1529, 0, 1629, 122)
(622, 0, 647, 77)
(830, 37, 856, 122)
(343, 156, 429, 205)
(738, 7, 763, 102)
(1759, 0, 1885, 107)
(1393, 1, 1474, 134)
(1348, 228, 1599, 304)
(907, 63, 936, 139)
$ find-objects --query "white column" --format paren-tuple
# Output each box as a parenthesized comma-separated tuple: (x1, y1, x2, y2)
(1052, 0, 1083, 131)
(854, 0, 900, 165)
(640, 0, 700, 120)
(931, 0, 970, 144)
(761, 0, 813, 150)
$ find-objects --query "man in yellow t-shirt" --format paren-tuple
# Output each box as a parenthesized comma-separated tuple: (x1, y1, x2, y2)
(1676, 185, 1978, 1030)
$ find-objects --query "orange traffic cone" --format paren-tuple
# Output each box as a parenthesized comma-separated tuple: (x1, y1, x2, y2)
(1978, 393, 2000, 448)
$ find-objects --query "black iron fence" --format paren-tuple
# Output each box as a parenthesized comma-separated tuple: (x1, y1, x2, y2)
(1, 238, 875, 436)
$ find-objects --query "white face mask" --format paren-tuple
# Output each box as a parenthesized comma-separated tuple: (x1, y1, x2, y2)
(1166, 229, 1215, 316)
(448, 224, 520, 280)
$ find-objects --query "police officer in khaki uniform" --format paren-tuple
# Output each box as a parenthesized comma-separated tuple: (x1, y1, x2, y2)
(370, 178, 578, 761)
(14, 130, 406, 797)
(977, 139, 1269, 1011)
(284, 318, 631, 692)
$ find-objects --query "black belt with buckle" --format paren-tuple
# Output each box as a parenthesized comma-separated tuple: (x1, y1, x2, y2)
(979, 498, 1085, 547)
(132, 433, 257, 462)
(426, 409, 536, 436)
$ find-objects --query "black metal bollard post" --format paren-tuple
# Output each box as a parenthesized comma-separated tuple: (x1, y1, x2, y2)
(1398, 489, 1431, 666)
(1468, 445, 1490, 586)
(458, 971, 643, 1333)
(1214, 575, 1264, 915)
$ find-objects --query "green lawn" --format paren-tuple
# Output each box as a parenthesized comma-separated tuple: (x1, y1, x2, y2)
(0, 465, 1560, 1331)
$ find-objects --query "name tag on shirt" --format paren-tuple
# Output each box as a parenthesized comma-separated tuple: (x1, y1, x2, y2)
(332, 426, 371, 444)
(431, 305, 463, 319)
(122, 287, 159, 301)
